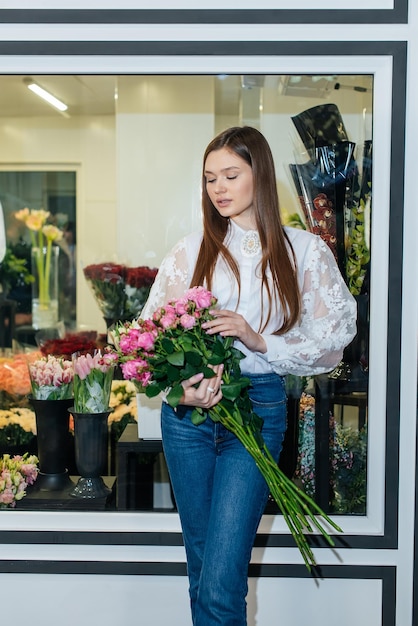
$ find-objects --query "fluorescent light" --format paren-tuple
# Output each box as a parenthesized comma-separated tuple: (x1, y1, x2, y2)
(24, 79, 68, 112)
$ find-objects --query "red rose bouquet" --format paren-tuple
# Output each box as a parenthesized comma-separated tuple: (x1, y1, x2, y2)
(83, 262, 127, 321)
(83, 263, 157, 324)
(111, 286, 342, 571)
(124, 266, 158, 318)
(38, 332, 98, 360)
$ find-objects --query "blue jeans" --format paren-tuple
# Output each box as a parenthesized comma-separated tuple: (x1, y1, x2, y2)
(161, 373, 287, 626)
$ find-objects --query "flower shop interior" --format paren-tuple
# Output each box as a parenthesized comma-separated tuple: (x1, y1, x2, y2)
(0, 3, 417, 626)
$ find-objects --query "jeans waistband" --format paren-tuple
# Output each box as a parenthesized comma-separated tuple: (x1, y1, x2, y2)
(245, 372, 284, 386)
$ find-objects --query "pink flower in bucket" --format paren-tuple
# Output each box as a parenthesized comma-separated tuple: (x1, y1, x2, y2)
(29, 355, 74, 400)
(72, 350, 117, 413)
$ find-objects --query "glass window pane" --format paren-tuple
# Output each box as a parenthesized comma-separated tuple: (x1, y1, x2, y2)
(0, 74, 371, 518)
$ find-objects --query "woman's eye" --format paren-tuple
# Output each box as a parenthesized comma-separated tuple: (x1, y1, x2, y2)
(206, 178, 215, 184)
(227, 175, 238, 180)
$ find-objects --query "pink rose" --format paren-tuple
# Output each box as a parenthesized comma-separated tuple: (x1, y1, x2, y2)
(180, 313, 196, 329)
(121, 358, 149, 381)
(142, 319, 158, 334)
(101, 352, 118, 367)
(160, 305, 178, 329)
(185, 286, 215, 310)
(136, 331, 155, 352)
(174, 297, 188, 316)
(119, 331, 139, 354)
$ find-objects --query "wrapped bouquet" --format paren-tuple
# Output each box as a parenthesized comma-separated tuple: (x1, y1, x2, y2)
(83, 262, 157, 324)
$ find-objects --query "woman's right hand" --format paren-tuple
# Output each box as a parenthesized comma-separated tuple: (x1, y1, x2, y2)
(179, 364, 224, 409)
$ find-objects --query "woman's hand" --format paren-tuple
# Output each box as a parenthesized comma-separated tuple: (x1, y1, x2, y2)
(180, 364, 224, 408)
(202, 309, 267, 353)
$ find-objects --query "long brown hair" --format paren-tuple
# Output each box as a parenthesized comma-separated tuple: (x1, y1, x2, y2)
(190, 126, 301, 334)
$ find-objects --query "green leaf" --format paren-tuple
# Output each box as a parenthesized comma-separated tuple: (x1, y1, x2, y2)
(161, 337, 175, 353)
(179, 335, 194, 348)
(166, 384, 184, 407)
(145, 384, 162, 398)
(252, 413, 264, 432)
(167, 350, 185, 367)
(180, 362, 200, 380)
(230, 346, 245, 361)
(185, 350, 203, 366)
(222, 382, 244, 402)
(212, 339, 226, 357)
(207, 354, 224, 365)
(166, 363, 181, 382)
(202, 366, 216, 379)
(191, 408, 207, 425)
(252, 429, 265, 449)
(232, 407, 243, 425)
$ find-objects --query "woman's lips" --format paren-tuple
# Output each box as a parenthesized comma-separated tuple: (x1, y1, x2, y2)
(217, 198, 231, 207)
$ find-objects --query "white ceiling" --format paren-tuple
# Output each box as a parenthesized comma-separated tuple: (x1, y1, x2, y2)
(0, 75, 117, 117)
(0, 74, 372, 118)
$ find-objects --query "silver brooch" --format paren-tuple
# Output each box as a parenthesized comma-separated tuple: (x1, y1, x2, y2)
(240, 230, 261, 257)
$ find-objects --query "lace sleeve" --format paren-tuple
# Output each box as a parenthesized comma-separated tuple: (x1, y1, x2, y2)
(140, 237, 193, 320)
(262, 236, 357, 376)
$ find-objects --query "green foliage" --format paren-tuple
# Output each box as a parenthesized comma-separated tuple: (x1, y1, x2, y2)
(0, 423, 35, 448)
(331, 422, 368, 515)
(345, 192, 371, 295)
(0, 245, 34, 295)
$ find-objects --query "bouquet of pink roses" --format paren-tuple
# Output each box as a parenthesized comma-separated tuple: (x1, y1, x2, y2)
(29, 354, 74, 400)
(111, 286, 342, 571)
(72, 350, 117, 413)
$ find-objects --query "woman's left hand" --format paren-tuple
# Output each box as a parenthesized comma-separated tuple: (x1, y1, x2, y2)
(202, 309, 267, 353)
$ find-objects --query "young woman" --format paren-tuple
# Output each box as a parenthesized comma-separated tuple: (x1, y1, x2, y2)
(141, 126, 357, 626)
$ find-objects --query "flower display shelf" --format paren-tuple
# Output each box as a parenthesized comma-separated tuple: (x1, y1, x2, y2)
(16, 476, 116, 511)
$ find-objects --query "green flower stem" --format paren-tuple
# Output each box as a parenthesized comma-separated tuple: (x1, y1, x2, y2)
(210, 401, 342, 571)
(31, 231, 52, 305)
(43, 238, 53, 303)
(37, 230, 46, 303)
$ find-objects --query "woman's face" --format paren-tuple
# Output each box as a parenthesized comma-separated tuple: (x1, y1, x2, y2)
(204, 147, 255, 229)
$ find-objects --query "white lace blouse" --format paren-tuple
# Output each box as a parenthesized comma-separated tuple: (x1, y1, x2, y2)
(141, 220, 357, 377)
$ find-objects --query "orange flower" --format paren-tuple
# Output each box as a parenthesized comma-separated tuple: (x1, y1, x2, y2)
(0, 352, 42, 397)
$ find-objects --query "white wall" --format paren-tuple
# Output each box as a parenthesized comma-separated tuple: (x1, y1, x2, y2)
(115, 75, 214, 267)
(0, 572, 382, 626)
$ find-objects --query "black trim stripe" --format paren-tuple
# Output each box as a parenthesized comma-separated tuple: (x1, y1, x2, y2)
(0, 4, 409, 25)
(0, 40, 406, 56)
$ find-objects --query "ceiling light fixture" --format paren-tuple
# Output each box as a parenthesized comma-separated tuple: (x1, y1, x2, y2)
(24, 78, 68, 113)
